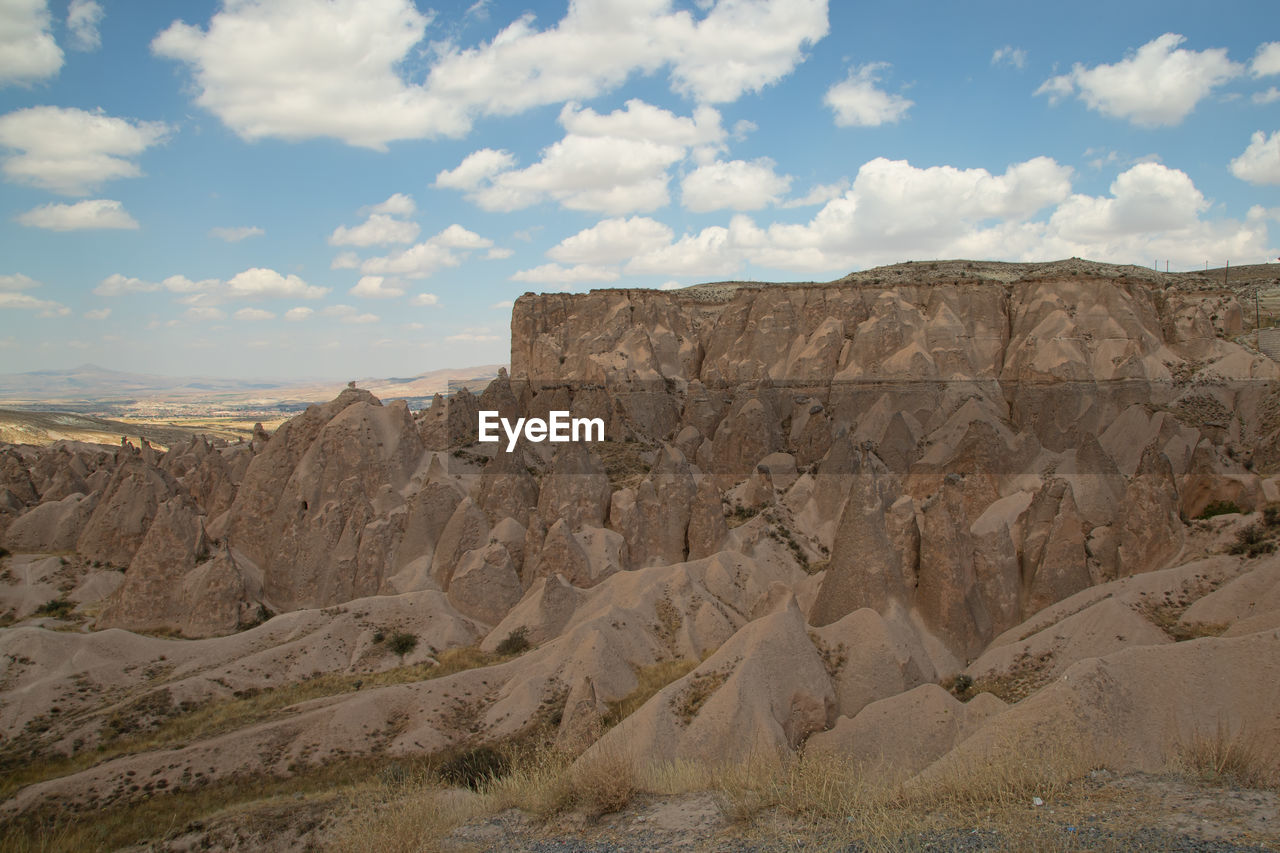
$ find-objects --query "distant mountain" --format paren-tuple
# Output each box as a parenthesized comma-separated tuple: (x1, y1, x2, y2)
(0, 363, 505, 416)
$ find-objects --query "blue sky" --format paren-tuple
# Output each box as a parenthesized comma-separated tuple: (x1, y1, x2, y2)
(0, 0, 1277, 381)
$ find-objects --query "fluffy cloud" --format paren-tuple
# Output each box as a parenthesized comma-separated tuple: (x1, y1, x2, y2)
(446, 328, 499, 342)
(1036, 33, 1242, 127)
(1254, 88, 1280, 104)
(0, 106, 171, 195)
(368, 193, 416, 216)
(153, 0, 827, 149)
(0, 0, 62, 85)
(782, 180, 849, 208)
(681, 158, 791, 212)
(227, 268, 328, 300)
(0, 273, 67, 316)
(991, 46, 1027, 70)
(209, 226, 264, 242)
(152, 0, 463, 149)
(360, 225, 493, 278)
(94, 274, 159, 296)
(623, 157, 1274, 276)
(18, 198, 138, 231)
(437, 100, 723, 214)
(284, 307, 313, 321)
(548, 216, 674, 265)
(825, 63, 913, 127)
(1230, 130, 1280, 185)
(350, 275, 406, 298)
(1252, 42, 1280, 77)
(67, 0, 104, 51)
(0, 273, 39, 291)
(0, 292, 69, 316)
(234, 307, 275, 321)
(329, 213, 419, 247)
(510, 263, 620, 284)
(185, 306, 225, 322)
(409, 293, 439, 306)
(323, 304, 380, 324)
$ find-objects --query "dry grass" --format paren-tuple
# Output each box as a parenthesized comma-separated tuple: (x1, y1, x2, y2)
(0, 645, 503, 803)
(1173, 720, 1280, 790)
(604, 658, 697, 727)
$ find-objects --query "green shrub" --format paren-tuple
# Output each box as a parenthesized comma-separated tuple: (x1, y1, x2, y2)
(388, 632, 419, 658)
(1229, 524, 1276, 558)
(1198, 500, 1242, 520)
(495, 626, 531, 657)
(34, 599, 74, 618)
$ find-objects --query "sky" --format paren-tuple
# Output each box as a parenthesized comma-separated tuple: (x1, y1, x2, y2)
(0, 0, 1278, 381)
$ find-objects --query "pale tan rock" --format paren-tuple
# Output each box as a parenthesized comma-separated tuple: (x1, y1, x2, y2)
(448, 543, 523, 625)
(76, 457, 178, 567)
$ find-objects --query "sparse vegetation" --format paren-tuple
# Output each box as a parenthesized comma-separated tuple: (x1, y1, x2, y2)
(1197, 499, 1242, 519)
(604, 658, 698, 727)
(1228, 523, 1276, 558)
(672, 668, 729, 724)
(33, 598, 74, 618)
(387, 631, 419, 659)
(1174, 720, 1279, 789)
(494, 625, 531, 656)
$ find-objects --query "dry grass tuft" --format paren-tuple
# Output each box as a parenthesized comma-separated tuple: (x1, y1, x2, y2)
(1174, 720, 1280, 790)
(604, 658, 697, 727)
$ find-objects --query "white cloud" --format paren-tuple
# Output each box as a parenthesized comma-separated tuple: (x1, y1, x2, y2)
(17, 198, 139, 231)
(491, 299, 514, 309)
(161, 275, 218, 293)
(0, 272, 65, 316)
(94, 273, 159, 296)
(1036, 33, 1242, 127)
(658, 280, 683, 290)
(227, 268, 328, 300)
(322, 303, 381, 324)
(0, 106, 171, 195)
(548, 216, 675, 265)
(559, 100, 724, 147)
(0, 273, 39, 291)
(1252, 42, 1280, 77)
(329, 213, 419, 246)
(152, 0, 463, 150)
(991, 45, 1027, 70)
(152, 0, 825, 149)
(825, 63, 913, 127)
(486, 247, 514, 260)
(511, 263, 620, 284)
(67, 0, 104, 52)
(438, 100, 722, 214)
(184, 306, 225, 322)
(284, 306, 313, 321)
(360, 225, 493, 278)
(435, 148, 517, 190)
(234, 307, 275, 321)
(410, 293, 439, 306)
(209, 225, 264, 242)
(1230, 130, 1280, 185)
(331, 251, 361, 270)
(84, 307, 111, 320)
(0, 0, 62, 85)
(782, 179, 849, 208)
(681, 158, 791, 212)
(431, 224, 492, 249)
(350, 275, 406, 298)
(0, 292, 69, 317)
(1253, 87, 1280, 104)
(367, 192, 415, 216)
(624, 157, 1275, 277)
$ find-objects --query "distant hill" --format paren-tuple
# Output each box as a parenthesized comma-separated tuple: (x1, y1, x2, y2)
(0, 363, 505, 418)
